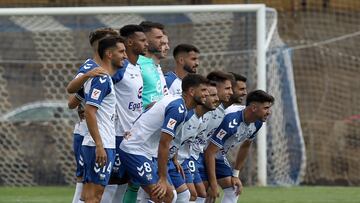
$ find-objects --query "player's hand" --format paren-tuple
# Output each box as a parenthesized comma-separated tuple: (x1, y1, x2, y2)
(85, 67, 108, 77)
(123, 131, 131, 140)
(95, 146, 107, 167)
(206, 184, 219, 203)
(173, 160, 185, 178)
(231, 176, 243, 196)
(152, 178, 168, 200)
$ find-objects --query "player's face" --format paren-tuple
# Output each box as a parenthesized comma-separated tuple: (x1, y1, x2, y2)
(193, 83, 209, 106)
(254, 102, 272, 122)
(111, 42, 127, 68)
(203, 86, 219, 110)
(231, 81, 247, 104)
(132, 32, 148, 56)
(183, 51, 199, 74)
(146, 28, 164, 54)
(216, 80, 233, 103)
(160, 35, 170, 59)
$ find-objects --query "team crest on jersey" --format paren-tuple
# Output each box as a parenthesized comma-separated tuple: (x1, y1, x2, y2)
(216, 129, 227, 140)
(91, 88, 101, 100)
(167, 118, 177, 130)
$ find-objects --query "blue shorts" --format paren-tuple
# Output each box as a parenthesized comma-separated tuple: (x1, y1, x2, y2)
(118, 149, 158, 186)
(215, 156, 232, 179)
(188, 157, 203, 184)
(73, 134, 84, 177)
(168, 161, 185, 188)
(197, 154, 208, 181)
(181, 159, 194, 184)
(111, 136, 127, 179)
(196, 153, 233, 181)
(82, 146, 116, 186)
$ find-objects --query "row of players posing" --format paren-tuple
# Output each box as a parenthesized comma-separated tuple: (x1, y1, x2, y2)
(66, 21, 274, 203)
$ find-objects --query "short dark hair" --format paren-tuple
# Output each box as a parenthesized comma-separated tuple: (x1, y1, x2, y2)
(119, 24, 144, 38)
(173, 44, 200, 58)
(206, 71, 234, 83)
(182, 73, 209, 92)
(139, 21, 164, 33)
(98, 36, 125, 60)
(246, 90, 275, 106)
(229, 72, 247, 83)
(89, 27, 118, 46)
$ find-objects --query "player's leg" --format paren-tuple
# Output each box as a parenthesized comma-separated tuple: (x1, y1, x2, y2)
(188, 157, 207, 203)
(181, 159, 197, 202)
(168, 161, 190, 203)
(215, 157, 239, 203)
(72, 133, 85, 203)
(82, 146, 116, 203)
(104, 136, 128, 203)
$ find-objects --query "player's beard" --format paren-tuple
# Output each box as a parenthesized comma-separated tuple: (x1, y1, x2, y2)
(184, 64, 196, 74)
(147, 44, 161, 55)
(194, 95, 205, 106)
(231, 94, 243, 104)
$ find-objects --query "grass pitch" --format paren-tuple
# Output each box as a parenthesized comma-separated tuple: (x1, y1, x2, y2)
(0, 186, 359, 203)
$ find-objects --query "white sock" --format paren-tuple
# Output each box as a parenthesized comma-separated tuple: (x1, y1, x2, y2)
(78, 201, 84, 203)
(138, 188, 150, 203)
(175, 189, 190, 203)
(189, 201, 196, 203)
(112, 184, 127, 203)
(172, 190, 178, 203)
(100, 184, 118, 203)
(137, 187, 145, 202)
(195, 197, 206, 203)
(221, 187, 239, 203)
(72, 182, 83, 203)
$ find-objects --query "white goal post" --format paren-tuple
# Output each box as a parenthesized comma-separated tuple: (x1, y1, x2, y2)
(0, 4, 268, 186)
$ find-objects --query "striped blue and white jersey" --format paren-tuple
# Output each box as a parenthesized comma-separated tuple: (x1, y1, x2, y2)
(165, 71, 182, 96)
(73, 120, 88, 137)
(120, 95, 187, 160)
(112, 60, 143, 137)
(82, 74, 116, 149)
(73, 58, 99, 102)
(190, 104, 226, 160)
(209, 107, 263, 159)
(171, 110, 201, 162)
(157, 64, 169, 96)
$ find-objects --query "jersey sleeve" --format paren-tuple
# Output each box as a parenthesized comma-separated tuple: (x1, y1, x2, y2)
(161, 102, 186, 137)
(77, 59, 98, 75)
(248, 120, 263, 141)
(85, 76, 111, 108)
(209, 113, 239, 149)
(75, 88, 85, 101)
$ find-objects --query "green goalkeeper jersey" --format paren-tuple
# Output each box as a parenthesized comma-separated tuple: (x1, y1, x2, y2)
(138, 55, 164, 109)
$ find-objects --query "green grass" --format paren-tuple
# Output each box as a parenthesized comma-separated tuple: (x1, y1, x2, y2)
(0, 186, 359, 203)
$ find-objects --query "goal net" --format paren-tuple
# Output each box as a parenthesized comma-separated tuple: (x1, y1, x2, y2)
(0, 5, 305, 186)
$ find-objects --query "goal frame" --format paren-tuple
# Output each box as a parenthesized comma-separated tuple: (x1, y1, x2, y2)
(0, 4, 268, 186)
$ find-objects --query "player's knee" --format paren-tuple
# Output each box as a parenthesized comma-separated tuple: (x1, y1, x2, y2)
(176, 189, 191, 203)
(189, 188, 197, 201)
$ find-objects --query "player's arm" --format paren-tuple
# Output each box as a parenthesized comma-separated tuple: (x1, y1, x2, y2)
(172, 152, 184, 178)
(85, 104, 107, 166)
(204, 141, 220, 201)
(68, 94, 81, 109)
(152, 132, 173, 199)
(153, 103, 185, 198)
(66, 67, 108, 94)
(231, 139, 252, 195)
